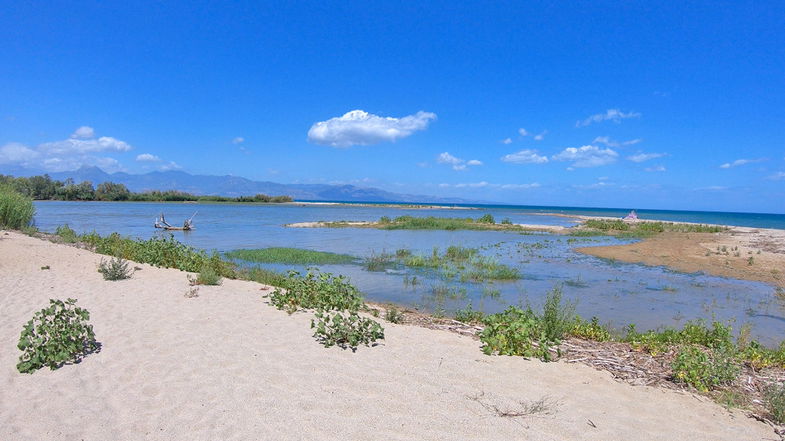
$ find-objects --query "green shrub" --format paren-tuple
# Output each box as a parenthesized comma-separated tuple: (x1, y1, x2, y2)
(479, 306, 556, 360)
(55, 224, 79, 243)
(764, 382, 785, 424)
(623, 320, 734, 356)
(97, 256, 133, 281)
(0, 185, 35, 229)
(671, 345, 739, 392)
(501, 218, 512, 225)
(570, 316, 611, 341)
(267, 270, 363, 314)
(189, 265, 222, 286)
(477, 213, 495, 224)
(17, 298, 98, 373)
(311, 310, 385, 350)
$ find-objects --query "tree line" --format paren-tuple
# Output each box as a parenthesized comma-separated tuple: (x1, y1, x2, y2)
(0, 174, 293, 203)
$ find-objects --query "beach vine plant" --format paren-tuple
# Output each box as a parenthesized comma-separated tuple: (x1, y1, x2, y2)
(17, 298, 99, 374)
(98, 256, 133, 281)
(311, 310, 385, 351)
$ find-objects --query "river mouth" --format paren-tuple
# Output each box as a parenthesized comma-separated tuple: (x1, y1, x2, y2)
(32, 200, 785, 345)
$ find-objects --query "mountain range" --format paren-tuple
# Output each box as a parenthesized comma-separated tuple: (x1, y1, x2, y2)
(1, 166, 476, 204)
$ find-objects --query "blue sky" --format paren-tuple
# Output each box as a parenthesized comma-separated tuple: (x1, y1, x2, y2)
(1, 1, 783, 212)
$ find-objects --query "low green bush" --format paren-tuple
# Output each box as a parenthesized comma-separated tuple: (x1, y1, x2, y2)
(311, 310, 385, 350)
(671, 345, 739, 392)
(17, 298, 98, 373)
(98, 256, 133, 281)
(267, 270, 363, 314)
(384, 305, 404, 324)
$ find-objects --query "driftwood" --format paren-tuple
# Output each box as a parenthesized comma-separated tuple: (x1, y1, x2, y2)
(154, 212, 196, 231)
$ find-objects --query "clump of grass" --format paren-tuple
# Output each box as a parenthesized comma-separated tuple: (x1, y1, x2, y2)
(225, 247, 356, 265)
(98, 256, 133, 281)
(384, 305, 404, 323)
(0, 185, 35, 230)
(55, 224, 78, 243)
(189, 265, 222, 286)
(373, 215, 522, 231)
(455, 303, 485, 323)
(363, 252, 395, 271)
(764, 383, 785, 424)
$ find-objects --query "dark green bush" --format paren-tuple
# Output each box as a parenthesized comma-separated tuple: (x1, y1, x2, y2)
(267, 270, 363, 314)
(311, 310, 384, 350)
(671, 345, 739, 392)
(17, 299, 98, 373)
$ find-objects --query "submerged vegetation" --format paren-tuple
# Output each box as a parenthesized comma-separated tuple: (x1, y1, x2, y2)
(225, 247, 356, 265)
(0, 173, 292, 203)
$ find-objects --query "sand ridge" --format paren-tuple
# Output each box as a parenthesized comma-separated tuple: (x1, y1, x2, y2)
(0, 230, 777, 440)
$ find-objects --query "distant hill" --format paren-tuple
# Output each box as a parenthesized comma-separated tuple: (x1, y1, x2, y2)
(2, 166, 475, 204)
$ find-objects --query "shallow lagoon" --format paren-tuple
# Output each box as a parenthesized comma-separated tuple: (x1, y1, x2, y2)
(33, 201, 785, 345)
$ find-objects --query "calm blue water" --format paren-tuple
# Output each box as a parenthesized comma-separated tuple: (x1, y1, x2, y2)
(32, 201, 785, 345)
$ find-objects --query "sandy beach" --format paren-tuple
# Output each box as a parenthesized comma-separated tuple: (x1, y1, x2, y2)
(0, 230, 778, 440)
(576, 227, 785, 289)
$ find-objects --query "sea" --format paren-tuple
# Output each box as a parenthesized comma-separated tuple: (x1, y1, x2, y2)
(31, 200, 785, 345)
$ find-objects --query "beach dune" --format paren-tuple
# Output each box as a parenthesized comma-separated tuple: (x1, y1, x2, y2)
(0, 231, 775, 440)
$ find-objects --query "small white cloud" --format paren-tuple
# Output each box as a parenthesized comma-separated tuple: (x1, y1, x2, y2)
(597, 176, 609, 181)
(628, 152, 665, 163)
(70, 126, 95, 139)
(575, 181, 615, 190)
(39, 136, 132, 155)
(307, 109, 436, 147)
(645, 165, 667, 172)
(552, 145, 618, 167)
(533, 131, 547, 141)
(232, 137, 245, 144)
(694, 186, 728, 191)
(576, 109, 641, 127)
(719, 158, 766, 169)
(500, 182, 540, 190)
(767, 171, 785, 180)
(518, 128, 529, 137)
(136, 153, 161, 162)
(593, 136, 642, 147)
(501, 138, 513, 144)
(437, 152, 482, 171)
(158, 161, 181, 171)
(501, 149, 549, 164)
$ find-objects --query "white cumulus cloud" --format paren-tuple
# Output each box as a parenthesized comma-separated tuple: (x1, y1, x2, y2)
(0, 142, 41, 165)
(767, 171, 785, 181)
(307, 109, 436, 147)
(645, 165, 667, 172)
(501, 149, 549, 164)
(437, 152, 482, 171)
(576, 109, 641, 127)
(552, 145, 618, 167)
(501, 138, 512, 144)
(70, 126, 95, 139)
(533, 131, 547, 141)
(232, 137, 245, 144)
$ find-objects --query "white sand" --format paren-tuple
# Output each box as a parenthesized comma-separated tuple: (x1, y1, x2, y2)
(0, 230, 775, 440)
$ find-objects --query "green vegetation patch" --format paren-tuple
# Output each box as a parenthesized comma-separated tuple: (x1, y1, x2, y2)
(574, 219, 728, 238)
(0, 185, 35, 229)
(225, 247, 356, 265)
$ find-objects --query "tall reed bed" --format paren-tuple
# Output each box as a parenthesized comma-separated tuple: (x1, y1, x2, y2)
(0, 185, 35, 229)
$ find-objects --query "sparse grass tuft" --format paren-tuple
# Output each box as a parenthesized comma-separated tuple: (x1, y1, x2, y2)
(98, 256, 133, 281)
(189, 265, 222, 286)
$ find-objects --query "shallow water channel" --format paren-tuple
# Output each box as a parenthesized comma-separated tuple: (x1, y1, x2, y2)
(33, 201, 785, 345)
